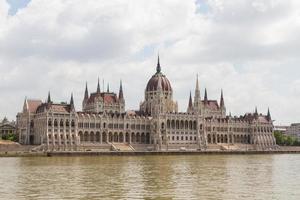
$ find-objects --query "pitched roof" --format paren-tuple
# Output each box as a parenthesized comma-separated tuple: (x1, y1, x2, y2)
(27, 100, 43, 113)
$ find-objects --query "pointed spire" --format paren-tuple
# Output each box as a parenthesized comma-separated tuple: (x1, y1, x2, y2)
(47, 91, 52, 104)
(204, 88, 208, 104)
(70, 93, 75, 111)
(194, 74, 200, 103)
(188, 91, 193, 108)
(119, 80, 124, 100)
(84, 82, 89, 100)
(267, 107, 271, 121)
(254, 106, 258, 118)
(196, 74, 199, 91)
(220, 89, 225, 108)
(23, 96, 28, 111)
(107, 83, 110, 93)
(97, 78, 101, 93)
(156, 54, 161, 73)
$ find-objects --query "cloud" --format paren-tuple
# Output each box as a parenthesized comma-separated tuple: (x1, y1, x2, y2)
(0, 0, 299, 125)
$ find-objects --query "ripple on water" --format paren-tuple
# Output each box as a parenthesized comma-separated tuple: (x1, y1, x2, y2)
(0, 155, 299, 200)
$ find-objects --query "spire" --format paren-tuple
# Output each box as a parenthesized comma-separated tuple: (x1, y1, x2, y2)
(23, 96, 28, 112)
(156, 54, 161, 73)
(220, 89, 225, 108)
(97, 78, 101, 93)
(119, 80, 124, 100)
(107, 83, 110, 93)
(254, 106, 258, 118)
(204, 88, 208, 104)
(84, 82, 89, 100)
(188, 91, 193, 108)
(196, 74, 199, 91)
(194, 74, 200, 103)
(267, 107, 271, 121)
(70, 93, 75, 111)
(47, 91, 52, 104)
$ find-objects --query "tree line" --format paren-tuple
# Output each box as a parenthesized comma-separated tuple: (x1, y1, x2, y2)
(274, 131, 300, 146)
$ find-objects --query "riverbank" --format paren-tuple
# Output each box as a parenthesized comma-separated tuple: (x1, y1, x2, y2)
(46, 149, 300, 157)
(2, 143, 300, 157)
(1, 149, 300, 157)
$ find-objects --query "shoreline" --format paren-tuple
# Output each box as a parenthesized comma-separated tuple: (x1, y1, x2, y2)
(1, 149, 300, 157)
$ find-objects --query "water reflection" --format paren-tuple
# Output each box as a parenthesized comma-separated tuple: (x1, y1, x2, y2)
(0, 155, 299, 199)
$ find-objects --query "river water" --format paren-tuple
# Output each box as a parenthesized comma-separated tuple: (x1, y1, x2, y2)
(0, 154, 299, 200)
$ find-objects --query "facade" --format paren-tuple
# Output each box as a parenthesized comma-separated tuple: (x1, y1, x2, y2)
(285, 123, 300, 140)
(0, 117, 16, 139)
(16, 57, 276, 151)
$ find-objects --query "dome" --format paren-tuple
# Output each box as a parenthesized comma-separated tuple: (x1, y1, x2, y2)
(145, 56, 172, 92)
(146, 74, 172, 92)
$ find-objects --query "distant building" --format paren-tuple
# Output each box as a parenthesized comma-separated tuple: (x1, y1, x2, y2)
(16, 57, 276, 151)
(274, 126, 288, 134)
(285, 123, 300, 140)
(0, 117, 16, 139)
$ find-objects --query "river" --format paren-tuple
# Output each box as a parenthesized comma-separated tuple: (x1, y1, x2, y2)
(0, 154, 299, 199)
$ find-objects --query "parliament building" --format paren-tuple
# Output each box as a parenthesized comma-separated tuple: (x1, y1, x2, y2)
(16, 57, 276, 151)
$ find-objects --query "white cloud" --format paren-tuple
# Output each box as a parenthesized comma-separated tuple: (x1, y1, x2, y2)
(0, 0, 299, 125)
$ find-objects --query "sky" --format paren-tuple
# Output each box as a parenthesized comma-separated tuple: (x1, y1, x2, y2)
(0, 0, 299, 125)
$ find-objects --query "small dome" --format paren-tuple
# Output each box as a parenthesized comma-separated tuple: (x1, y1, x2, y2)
(146, 73, 172, 92)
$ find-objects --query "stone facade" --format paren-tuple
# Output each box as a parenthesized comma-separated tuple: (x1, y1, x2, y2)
(16, 57, 276, 151)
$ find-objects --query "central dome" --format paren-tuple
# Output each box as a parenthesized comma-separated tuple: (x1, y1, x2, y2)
(146, 56, 172, 92)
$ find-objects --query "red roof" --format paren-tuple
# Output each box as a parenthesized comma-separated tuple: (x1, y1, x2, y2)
(87, 92, 118, 104)
(202, 100, 219, 110)
(27, 100, 43, 113)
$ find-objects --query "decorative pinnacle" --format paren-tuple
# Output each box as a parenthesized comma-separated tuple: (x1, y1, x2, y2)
(156, 54, 161, 73)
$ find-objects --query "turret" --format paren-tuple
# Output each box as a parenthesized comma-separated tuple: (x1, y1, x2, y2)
(187, 91, 193, 113)
(204, 88, 208, 104)
(47, 91, 52, 104)
(267, 107, 271, 121)
(119, 80, 124, 101)
(23, 97, 28, 112)
(82, 82, 89, 110)
(254, 106, 258, 118)
(97, 78, 101, 93)
(107, 83, 110, 93)
(70, 93, 75, 111)
(84, 82, 89, 100)
(194, 74, 201, 113)
(156, 54, 161, 74)
(220, 89, 225, 108)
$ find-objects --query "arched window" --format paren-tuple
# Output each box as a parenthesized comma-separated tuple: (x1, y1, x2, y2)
(66, 120, 70, 127)
(54, 119, 58, 127)
(48, 119, 52, 127)
(60, 119, 64, 127)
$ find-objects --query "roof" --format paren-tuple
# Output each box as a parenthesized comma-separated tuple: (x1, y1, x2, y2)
(87, 92, 118, 104)
(202, 100, 219, 110)
(146, 73, 172, 92)
(27, 100, 43, 113)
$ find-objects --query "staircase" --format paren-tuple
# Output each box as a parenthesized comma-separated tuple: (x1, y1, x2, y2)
(111, 143, 135, 151)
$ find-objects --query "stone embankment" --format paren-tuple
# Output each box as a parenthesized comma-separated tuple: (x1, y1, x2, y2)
(1, 140, 300, 157)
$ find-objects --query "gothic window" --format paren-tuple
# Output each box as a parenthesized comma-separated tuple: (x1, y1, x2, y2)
(60, 120, 64, 127)
(48, 119, 52, 127)
(161, 123, 165, 129)
(54, 119, 58, 127)
(66, 120, 70, 127)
